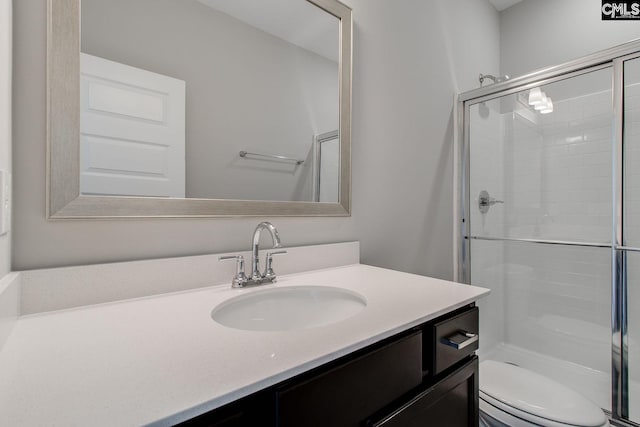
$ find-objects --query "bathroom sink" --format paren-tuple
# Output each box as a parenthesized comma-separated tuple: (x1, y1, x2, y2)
(211, 286, 367, 331)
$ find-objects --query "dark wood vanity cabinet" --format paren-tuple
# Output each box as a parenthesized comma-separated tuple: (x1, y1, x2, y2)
(177, 392, 276, 427)
(177, 304, 479, 427)
(277, 332, 423, 427)
(366, 358, 479, 427)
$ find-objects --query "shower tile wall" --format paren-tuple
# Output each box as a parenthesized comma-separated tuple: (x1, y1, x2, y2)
(505, 89, 613, 374)
(502, 243, 610, 373)
(626, 78, 640, 246)
(470, 76, 614, 376)
(469, 101, 504, 353)
(536, 90, 612, 243)
(471, 86, 613, 243)
(626, 68, 640, 395)
(503, 107, 543, 238)
(469, 99, 505, 238)
(628, 253, 640, 388)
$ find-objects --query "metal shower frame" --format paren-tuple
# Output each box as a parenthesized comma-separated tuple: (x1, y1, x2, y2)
(455, 38, 640, 426)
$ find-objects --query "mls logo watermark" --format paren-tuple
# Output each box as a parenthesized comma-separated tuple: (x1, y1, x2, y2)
(602, 1, 640, 19)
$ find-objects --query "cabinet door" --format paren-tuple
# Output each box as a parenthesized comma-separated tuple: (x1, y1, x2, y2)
(367, 357, 479, 427)
(277, 332, 423, 427)
(176, 393, 275, 427)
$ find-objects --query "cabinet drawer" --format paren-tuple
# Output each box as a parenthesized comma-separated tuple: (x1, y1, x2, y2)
(424, 306, 478, 376)
(277, 331, 423, 427)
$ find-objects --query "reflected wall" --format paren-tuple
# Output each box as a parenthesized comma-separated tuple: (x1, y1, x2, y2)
(81, 0, 339, 201)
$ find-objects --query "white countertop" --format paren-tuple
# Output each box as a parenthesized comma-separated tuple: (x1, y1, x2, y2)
(0, 264, 489, 426)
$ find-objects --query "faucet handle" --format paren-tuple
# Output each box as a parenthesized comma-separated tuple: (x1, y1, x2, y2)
(263, 250, 287, 282)
(219, 255, 248, 288)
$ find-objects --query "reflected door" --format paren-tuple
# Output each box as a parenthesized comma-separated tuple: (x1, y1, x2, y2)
(80, 53, 186, 197)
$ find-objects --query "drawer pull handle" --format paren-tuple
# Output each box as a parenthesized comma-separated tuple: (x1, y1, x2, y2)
(440, 331, 478, 350)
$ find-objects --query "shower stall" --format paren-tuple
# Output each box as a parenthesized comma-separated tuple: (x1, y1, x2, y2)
(456, 40, 640, 426)
(312, 130, 340, 203)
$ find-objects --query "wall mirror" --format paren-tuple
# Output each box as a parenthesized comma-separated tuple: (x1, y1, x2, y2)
(47, 0, 352, 218)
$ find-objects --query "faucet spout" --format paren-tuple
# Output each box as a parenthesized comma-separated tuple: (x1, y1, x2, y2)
(251, 222, 281, 280)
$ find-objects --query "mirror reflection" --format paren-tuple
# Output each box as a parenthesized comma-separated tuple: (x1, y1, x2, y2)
(80, 0, 340, 202)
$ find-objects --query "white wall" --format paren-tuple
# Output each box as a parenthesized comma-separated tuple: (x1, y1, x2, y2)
(81, 0, 338, 202)
(501, 0, 640, 78)
(12, 0, 499, 274)
(0, 0, 11, 279)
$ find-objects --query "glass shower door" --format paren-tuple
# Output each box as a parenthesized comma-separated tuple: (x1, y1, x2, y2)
(624, 55, 640, 424)
(467, 66, 614, 412)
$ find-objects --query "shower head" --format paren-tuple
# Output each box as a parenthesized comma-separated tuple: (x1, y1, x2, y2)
(479, 73, 510, 87)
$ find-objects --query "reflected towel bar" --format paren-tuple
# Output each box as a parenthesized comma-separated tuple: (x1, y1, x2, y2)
(239, 150, 304, 165)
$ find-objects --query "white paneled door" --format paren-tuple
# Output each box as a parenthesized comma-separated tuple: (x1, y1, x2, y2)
(80, 53, 186, 197)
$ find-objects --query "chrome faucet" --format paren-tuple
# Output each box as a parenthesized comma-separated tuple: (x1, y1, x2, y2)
(219, 222, 287, 288)
(251, 221, 282, 281)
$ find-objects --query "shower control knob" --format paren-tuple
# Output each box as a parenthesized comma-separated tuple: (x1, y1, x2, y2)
(478, 190, 503, 214)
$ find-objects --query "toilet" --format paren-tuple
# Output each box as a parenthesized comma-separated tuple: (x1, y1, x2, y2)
(479, 360, 610, 427)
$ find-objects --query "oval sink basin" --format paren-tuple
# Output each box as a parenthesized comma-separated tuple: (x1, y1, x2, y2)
(211, 286, 367, 331)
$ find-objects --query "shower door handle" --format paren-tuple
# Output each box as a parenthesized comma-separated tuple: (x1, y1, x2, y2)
(478, 190, 503, 213)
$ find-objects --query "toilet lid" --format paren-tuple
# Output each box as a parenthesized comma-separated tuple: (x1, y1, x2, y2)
(480, 360, 607, 427)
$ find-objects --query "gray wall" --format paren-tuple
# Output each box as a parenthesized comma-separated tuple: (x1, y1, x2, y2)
(81, 0, 338, 202)
(501, 0, 640, 78)
(12, 0, 499, 281)
(347, 0, 499, 278)
(0, 0, 10, 279)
